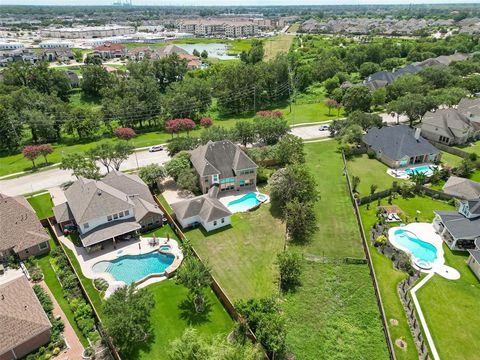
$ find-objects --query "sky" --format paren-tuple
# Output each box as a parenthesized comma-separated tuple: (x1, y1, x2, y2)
(3, 0, 480, 6)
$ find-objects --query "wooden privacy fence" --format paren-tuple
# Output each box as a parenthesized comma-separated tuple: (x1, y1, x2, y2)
(341, 151, 396, 360)
(429, 141, 470, 159)
(46, 219, 121, 360)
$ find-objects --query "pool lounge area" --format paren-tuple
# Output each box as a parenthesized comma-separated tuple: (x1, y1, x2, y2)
(387, 164, 439, 179)
(220, 191, 269, 213)
(388, 222, 459, 279)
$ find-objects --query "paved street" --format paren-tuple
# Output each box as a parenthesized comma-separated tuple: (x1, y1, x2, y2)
(290, 124, 331, 139)
(0, 149, 170, 196)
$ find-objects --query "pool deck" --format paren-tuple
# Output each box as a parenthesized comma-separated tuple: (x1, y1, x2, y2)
(386, 164, 439, 179)
(54, 224, 183, 293)
(218, 189, 270, 211)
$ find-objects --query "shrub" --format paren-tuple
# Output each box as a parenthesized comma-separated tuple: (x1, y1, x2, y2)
(200, 117, 213, 128)
(114, 127, 136, 140)
(277, 251, 302, 292)
(374, 235, 387, 247)
(33, 285, 53, 315)
(256, 167, 269, 185)
(31, 271, 44, 282)
(367, 149, 376, 159)
(44, 353, 52, 359)
(256, 110, 283, 118)
(52, 348, 60, 356)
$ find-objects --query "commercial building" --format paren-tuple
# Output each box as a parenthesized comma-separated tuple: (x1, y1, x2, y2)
(178, 19, 259, 37)
(41, 25, 135, 39)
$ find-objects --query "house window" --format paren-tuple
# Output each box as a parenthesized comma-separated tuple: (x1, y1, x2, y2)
(38, 242, 48, 250)
(221, 218, 225, 224)
(213, 220, 217, 226)
(84, 222, 89, 229)
(125, 210, 129, 216)
(119, 212, 124, 218)
(113, 214, 118, 220)
(107, 215, 112, 221)
(212, 174, 219, 183)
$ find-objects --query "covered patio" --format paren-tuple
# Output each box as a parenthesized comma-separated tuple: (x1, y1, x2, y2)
(80, 219, 141, 253)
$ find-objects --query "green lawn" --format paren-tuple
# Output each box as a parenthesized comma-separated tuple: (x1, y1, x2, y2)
(440, 151, 464, 168)
(283, 261, 390, 360)
(347, 154, 404, 196)
(36, 238, 90, 347)
(454, 140, 480, 154)
(263, 35, 294, 60)
(416, 246, 480, 360)
(27, 193, 54, 220)
(303, 141, 364, 258)
(155, 193, 174, 215)
(134, 281, 233, 360)
(187, 205, 285, 301)
(359, 196, 456, 360)
(283, 140, 388, 359)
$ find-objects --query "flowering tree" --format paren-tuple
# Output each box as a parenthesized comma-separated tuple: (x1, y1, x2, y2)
(165, 119, 181, 138)
(178, 118, 196, 135)
(200, 117, 213, 129)
(256, 110, 283, 118)
(22, 145, 42, 168)
(114, 127, 136, 141)
(38, 144, 53, 164)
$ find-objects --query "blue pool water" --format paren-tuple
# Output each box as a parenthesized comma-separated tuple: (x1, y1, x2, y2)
(393, 229, 437, 264)
(92, 252, 174, 284)
(405, 165, 434, 176)
(227, 192, 262, 213)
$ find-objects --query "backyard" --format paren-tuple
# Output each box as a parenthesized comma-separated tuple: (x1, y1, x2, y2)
(187, 205, 285, 301)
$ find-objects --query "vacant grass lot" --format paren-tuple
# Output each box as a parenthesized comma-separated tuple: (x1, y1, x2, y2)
(359, 196, 455, 360)
(417, 246, 480, 360)
(283, 141, 388, 359)
(187, 205, 284, 301)
(263, 35, 294, 60)
(27, 192, 54, 219)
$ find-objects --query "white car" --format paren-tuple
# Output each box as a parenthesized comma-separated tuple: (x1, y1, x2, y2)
(149, 145, 164, 152)
(318, 124, 330, 131)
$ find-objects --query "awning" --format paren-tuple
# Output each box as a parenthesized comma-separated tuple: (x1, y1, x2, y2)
(80, 219, 141, 247)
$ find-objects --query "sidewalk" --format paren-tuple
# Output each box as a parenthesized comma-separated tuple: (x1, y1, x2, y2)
(36, 280, 85, 359)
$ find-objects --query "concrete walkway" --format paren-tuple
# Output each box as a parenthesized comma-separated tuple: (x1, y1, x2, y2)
(36, 281, 85, 360)
(410, 273, 440, 360)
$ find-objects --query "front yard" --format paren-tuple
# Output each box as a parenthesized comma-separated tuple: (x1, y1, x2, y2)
(27, 192, 54, 220)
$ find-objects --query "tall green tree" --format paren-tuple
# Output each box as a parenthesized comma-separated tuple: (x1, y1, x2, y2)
(81, 64, 113, 98)
(276, 134, 305, 166)
(342, 85, 372, 113)
(284, 199, 319, 244)
(175, 256, 211, 313)
(60, 153, 100, 179)
(138, 163, 167, 190)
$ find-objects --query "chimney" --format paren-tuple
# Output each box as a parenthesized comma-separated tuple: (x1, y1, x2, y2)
(414, 128, 422, 141)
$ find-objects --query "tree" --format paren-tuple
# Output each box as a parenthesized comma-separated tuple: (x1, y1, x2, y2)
(81, 65, 113, 98)
(254, 115, 289, 145)
(240, 39, 264, 64)
(165, 152, 191, 181)
(89, 141, 134, 172)
(163, 78, 212, 120)
(454, 159, 474, 178)
(138, 164, 167, 190)
(323, 76, 339, 95)
(175, 256, 211, 313)
(88, 143, 114, 173)
(22, 145, 42, 168)
(200, 126, 232, 144)
(168, 328, 263, 360)
(284, 199, 318, 243)
(342, 85, 372, 113)
(276, 134, 304, 166)
(372, 87, 386, 108)
(38, 144, 53, 164)
(114, 127, 136, 141)
(176, 169, 199, 193)
(111, 141, 134, 170)
(0, 105, 21, 152)
(178, 118, 196, 136)
(200, 117, 213, 128)
(256, 313, 287, 359)
(359, 62, 381, 78)
(325, 99, 338, 116)
(200, 50, 208, 59)
(165, 119, 181, 138)
(277, 251, 302, 292)
(103, 285, 155, 354)
(167, 137, 199, 157)
(349, 111, 383, 131)
(337, 123, 363, 145)
(60, 153, 100, 179)
(370, 184, 378, 196)
(352, 176, 361, 193)
(192, 49, 200, 57)
(387, 93, 432, 126)
(233, 121, 256, 146)
(64, 107, 101, 140)
(269, 164, 319, 209)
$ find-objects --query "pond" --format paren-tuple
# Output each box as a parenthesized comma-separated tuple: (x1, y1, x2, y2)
(175, 43, 238, 60)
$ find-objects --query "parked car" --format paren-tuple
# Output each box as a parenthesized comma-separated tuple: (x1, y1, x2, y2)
(319, 124, 330, 131)
(149, 145, 164, 152)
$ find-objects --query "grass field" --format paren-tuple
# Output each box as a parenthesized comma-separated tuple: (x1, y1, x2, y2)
(263, 35, 294, 60)
(347, 154, 404, 196)
(36, 238, 90, 347)
(27, 192, 54, 219)
(283, 140, 389, 359)
(454, 140, 480, 154)
(440, 151, 464, 168)
(417, 246, 480, 360)
(187, 205, 284, 301)
(359, 196, 456, 360)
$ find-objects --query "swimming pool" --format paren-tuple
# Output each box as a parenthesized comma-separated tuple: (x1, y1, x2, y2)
(392, 229, 438, 266)
(405, 165, 435, 177)
(92, 252, 174, 284)
(227, 192, 266, 213)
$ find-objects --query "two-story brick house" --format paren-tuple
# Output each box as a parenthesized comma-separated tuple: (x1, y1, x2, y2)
(189, 140, 257, 194)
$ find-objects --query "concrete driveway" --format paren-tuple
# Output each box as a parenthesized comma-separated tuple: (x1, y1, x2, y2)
(290, 124, 331, 140)
(0, 149, 170, 196)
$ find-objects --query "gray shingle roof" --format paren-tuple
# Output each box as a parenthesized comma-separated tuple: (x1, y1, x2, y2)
(0, 194, 50, 254)
(442, 176, 480, 200)
(171, 194, 231, 224)
(435, 207, 480, 240)
(0, 275, 51, 355)
(363, 125, 439, 161)
(469, 249, 480, 264)
(190, 140, 257, 178)
(457, 98, 480, 122)
(102, 170, 157, 206)
(52, 202, 74, 223)
(422, 108, 474, 137)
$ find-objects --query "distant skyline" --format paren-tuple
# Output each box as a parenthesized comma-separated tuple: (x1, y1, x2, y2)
(3, 0, 480, 6)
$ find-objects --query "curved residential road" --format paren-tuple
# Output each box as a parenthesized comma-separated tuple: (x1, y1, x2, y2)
(0, 113, 407, 196)
(0, 149, 170, 197)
